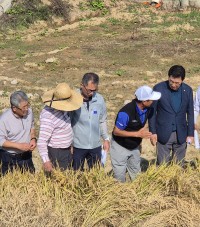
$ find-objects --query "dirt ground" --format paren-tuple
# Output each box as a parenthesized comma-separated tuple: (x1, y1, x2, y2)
(0, 1, 200, 171)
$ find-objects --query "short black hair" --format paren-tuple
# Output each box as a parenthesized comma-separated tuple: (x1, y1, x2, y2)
(135, 98, 142, 103)
(168, 65, 185, 81)
(82, 72, 99, 86)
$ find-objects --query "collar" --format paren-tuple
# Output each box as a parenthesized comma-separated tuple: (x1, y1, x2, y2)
(81, 90, 97, 103)
(11, 108, 22, 119)
(136, 103, 148, 116)
(83, 96, 92, 102)
(11, 108, 30, 119)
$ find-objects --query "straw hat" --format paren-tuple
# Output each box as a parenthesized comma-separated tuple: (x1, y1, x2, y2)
(42, 83, 83, 111)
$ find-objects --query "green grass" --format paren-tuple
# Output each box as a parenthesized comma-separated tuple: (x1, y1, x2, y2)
(176, 10, 200, 25)
(107, 17, 122, 25)
(5, 2, 50, 29)
(115, 69, 126, 76)
(79, 0, 109, 15)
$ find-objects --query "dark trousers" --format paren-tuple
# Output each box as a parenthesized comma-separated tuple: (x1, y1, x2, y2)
(157, 131, 187, 165)
(48, 146, 72, 171)
(0, 149, 35, 176)
(73, 146, 101, 171)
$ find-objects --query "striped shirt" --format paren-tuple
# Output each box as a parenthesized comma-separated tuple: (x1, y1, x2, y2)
(37, 106, 73, 163)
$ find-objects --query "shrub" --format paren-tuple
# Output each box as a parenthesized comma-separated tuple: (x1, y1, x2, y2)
(0, 0, 72, 30)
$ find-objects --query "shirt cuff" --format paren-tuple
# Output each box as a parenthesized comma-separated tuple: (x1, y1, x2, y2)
(104, 137, 110, 141)
(41, 155, 50, 163)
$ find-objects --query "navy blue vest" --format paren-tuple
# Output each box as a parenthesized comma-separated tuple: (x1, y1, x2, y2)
(112, 100, 151, 150)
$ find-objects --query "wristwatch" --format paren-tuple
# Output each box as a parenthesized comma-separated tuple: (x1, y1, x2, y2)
(31, 137, 37, 142)
(104, 137, 110, 142)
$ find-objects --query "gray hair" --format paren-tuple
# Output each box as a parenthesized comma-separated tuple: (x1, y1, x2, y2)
(10, 91, 28, 107)
(82, 72, 99, 86)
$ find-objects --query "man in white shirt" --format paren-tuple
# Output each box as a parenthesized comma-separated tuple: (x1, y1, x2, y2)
(0, 91, 36, 175)
(194, 86, 200, 149)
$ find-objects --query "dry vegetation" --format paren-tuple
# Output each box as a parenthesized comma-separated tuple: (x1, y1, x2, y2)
(1, 0, 200, 226)
(1, 163, 200, 226)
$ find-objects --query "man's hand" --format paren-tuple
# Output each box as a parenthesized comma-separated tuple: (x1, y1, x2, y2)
(150, 134, 157, 146)
(70, 146, 74, 154)
(29, 139, 36, 151)
(137, 127, 152, 139)
(186, 136, 194, 144)
(43, 161, 53, 172)
(195, 124, 199, 131)
(103, 140, 110, 152)
(16, 143, 31, 152)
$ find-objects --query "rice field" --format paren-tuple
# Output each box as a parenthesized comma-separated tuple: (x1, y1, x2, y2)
(1, 162, 200, 226)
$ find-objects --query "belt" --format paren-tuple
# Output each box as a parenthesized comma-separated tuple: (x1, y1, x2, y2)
(48, 146, 71, 150)
(9, 151, 32, 158)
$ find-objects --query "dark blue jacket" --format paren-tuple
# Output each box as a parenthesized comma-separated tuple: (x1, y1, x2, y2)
(149, 81, 194, 145)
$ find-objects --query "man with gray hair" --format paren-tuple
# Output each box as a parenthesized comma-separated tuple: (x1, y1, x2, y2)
(0, 91, 36, 175)
(70, 72, 110, 171)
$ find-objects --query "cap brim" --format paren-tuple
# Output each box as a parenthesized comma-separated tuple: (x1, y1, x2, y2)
(149, 91, 161, 100)
(42, 89, 83, 111)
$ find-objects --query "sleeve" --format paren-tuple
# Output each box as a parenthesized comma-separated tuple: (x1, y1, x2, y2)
(194, 87, 200, 123)
(30, 108, 35, 129)
(148, 99, 158, 134)
(0, 118, 7, 147)
(187, 88, 194, 136)
(37, 112, 54, 163)
(115, 112, 129, 130)
(148, 84, 160, 134)
(68, 110, 76, 127)
(99, 97, 109, 140)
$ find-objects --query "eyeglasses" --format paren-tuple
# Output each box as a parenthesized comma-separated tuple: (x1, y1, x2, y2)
(13, 102, 30, 111)
(83, 84, 97, 94)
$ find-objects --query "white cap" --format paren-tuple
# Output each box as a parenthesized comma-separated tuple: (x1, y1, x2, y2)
(135, 85, 161, 101)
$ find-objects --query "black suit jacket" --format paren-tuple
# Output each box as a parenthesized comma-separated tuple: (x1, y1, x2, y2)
(149, 81, 194, 144)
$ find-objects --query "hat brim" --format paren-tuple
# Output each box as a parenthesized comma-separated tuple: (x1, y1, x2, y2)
(42, 89, 83, 111)
(149, 91, 161, 100)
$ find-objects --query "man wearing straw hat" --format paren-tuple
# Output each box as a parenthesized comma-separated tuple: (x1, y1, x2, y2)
(37, 83, 83, 172)
(70, 72, 110, 171)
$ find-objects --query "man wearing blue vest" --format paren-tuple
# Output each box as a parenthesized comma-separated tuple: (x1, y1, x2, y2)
(149, 65, 194, 165)
(110, 86, 161, 182)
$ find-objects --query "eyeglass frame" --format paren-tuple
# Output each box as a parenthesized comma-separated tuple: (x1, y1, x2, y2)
(82, 84, 98, 94)
(12, 102, 31, 111)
